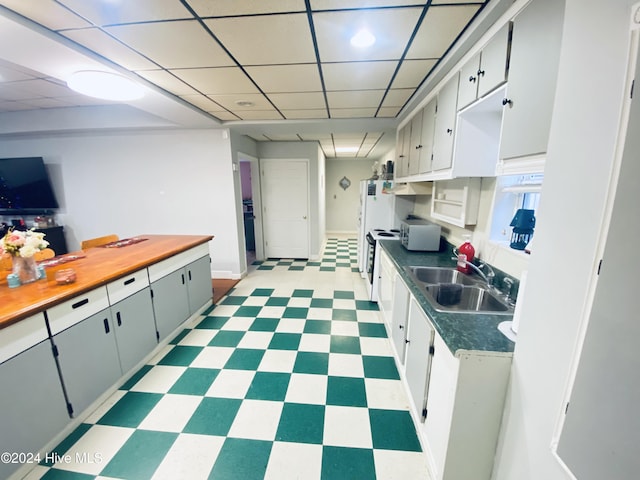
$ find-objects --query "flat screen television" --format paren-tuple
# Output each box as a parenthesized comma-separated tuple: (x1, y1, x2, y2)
(0, 157, 59, 214)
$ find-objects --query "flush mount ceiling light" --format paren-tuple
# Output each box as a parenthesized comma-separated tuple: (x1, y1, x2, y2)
(67, 70, 145, 101)
(350, 28, 376, 48)
(235, 100, 255, 107)
(335, 146, 359, 154)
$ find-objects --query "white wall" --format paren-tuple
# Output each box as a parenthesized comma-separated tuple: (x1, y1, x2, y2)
(0, 128, 242, 278)
(492, 1, 635, 478)
(325, 158, 376, 233)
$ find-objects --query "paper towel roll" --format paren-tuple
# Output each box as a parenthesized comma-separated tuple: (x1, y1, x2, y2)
(511, 270, 527, 334)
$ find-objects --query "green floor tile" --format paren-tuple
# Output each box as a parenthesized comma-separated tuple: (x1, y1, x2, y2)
(293, 351, 329, 375)
(369, 409, 422, 452)
(333, 290, 355, 299)
(246, 372, 290, 401)
(97, 391, 163, 428)
(41, 469, 95, 479)
(355, 300, 379, 311)
(234, 305, 263, 317)
(321, 446, 376, 480)
(169, 328, 190, 344)
(268, 332, 301, 350)
(41, 423, 92, 466)
(265, 296, 290, 306)
(277, 260, 293, 265)
(257, 265, 274, 270)
(221, 295, 247, 305)
(224, 348, 265, 370)
(251, 288, 274, 296)
(362, 355, 400, 379)
(195, 316, 230, 330)
(292, 289, 314, 297)
(119, 364, 152, 390)
(276, 403, 325, 444)
(330, 335, 361, 354)
(319, 266, 335, 272)
(306, 262, 321, 267)
(283, 307, 308, 318)
(209, 438, 272, 480)
(100, 429, 177, 480)
(157, 345, 203, 366)
(249, 317, 280, 332)
(336, 262, 351, 267)
(208, 330, 245, 347)
(168, 367, 219, 396)
(288, 266, 305, 271)
(358, 322, 388, 338)
(310, 298, 333, 308)
(332, 309, 357, 321)
(183, 397, 242, 436)
(303, 319, 332, 334)
(326, 376, 367, 407)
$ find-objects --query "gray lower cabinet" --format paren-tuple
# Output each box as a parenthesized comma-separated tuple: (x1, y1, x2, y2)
(52, 308, 122, 417)
(111, 287, 157, 374)
(151, 268, 191, 342)
(186, 255, 213, 315)
(0, 339, 70, 479)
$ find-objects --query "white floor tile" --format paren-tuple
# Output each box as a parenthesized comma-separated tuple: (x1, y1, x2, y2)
(275, 318, 305, 333)
(285, 373, 328, 405)
(360, 337, 394, 356)
(190, 346, 234, 369)
(177, 329, 217, 346)
(259, 306, 287, 318)
(264, 442, 322, 480)
(147, 345, 173, 365)
(227, 399, 283, 441)
(298, 333, 331, 353)
(307, 307, 333, 320)
(323, 405, 373, 448)
(365, 378, 411, 410)
(333, 298, 356, 310)
(138, 394, 201, 432)
(331, 320, 359, 337)
(84, 390, 127, 424)
(357, 310, 383, 323)
(205, 369, 255, 398)
(373, 449, 431, 480)
(328, 353, 364, 378)
(257, 349, 297, 373)
(208, 305, 238, 317)
(241, 296, 269, 306)
(221, 317, 254, 331)
(128, 366, 186, 393)
(287, 297, 312, 307)
(237, 331, 274, 349)
(151, 433, 224, 480)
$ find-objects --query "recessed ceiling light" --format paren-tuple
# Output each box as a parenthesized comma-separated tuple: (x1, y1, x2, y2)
(235, 100, 255, 107)
(67, 70, 144, 101)
(350, 28, 376, 48)
(336, 146, 359, 153)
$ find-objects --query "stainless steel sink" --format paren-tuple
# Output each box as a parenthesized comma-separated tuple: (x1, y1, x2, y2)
(404, 266, 513, 315)
(404, 266, 478, 286)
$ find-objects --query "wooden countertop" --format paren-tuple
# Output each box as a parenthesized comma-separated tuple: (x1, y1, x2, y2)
(0, 234, 213, 330)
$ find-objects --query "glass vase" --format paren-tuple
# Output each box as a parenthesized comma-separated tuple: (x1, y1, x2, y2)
(12, 255, 39, 284)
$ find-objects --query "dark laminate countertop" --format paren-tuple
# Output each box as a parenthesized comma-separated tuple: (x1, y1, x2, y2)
(379, 240, 515, 356)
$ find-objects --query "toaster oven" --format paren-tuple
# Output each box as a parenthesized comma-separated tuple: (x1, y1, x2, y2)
(400, 219, 441, 251)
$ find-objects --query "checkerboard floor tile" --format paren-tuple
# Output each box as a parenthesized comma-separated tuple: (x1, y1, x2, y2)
(28, 237, 430, 480)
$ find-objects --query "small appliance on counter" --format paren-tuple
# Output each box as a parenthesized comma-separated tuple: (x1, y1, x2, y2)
(400, 217, 441, 251)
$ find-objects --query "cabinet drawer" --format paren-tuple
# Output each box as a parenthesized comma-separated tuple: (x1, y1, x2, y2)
(106, 269, 150, 304)
(0, 313, 48, 364)
(147, 243, 209, 283)
(47, 287, 109, 335)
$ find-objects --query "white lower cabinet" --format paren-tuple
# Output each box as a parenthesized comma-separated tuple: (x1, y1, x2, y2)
(390, 275, 411, 364)
(378, 249, 396, 328)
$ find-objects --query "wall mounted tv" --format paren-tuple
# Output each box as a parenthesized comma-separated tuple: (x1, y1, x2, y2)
(0, 157, 59, 214)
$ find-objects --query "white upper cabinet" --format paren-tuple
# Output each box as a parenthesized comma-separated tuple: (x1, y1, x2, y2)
(499, 0, 563, 162)
(408, 111, 424, 176)
(396, 123, 411, 178)
(432, 73, 460, 172)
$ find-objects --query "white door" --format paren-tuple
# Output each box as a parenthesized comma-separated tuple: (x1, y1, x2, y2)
(261, 159, 309, 259)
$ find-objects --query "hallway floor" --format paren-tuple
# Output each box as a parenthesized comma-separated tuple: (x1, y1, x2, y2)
(23, 238, 430, 480)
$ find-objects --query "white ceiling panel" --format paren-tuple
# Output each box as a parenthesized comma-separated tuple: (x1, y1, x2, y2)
(279, 109, 328, 119)
(381, 88, 415, 107)
(235, 109, 283, 120)
(188, 0, 306, 17)
(205, 14, 316, 66)
(172, 67, 260, 95)
(245, 64, 322, 93)
(313, 8, 421, 62)
(406, 5, 481, 59)
(0, 0, 90, 30)
(136, 70, 200, 96)
(327, 90, 384, 109)
(57, 0, 193, 25)
(377, 106, 402, 117)
(330, 108, 378, 118)
(207, 93, 277, 111)
(322, 61, 398, 91)
(105, 21, 235, 69)
(268, 92, 326, 110)
(391, 59, 438, 89)
(311, 0, 425, 8)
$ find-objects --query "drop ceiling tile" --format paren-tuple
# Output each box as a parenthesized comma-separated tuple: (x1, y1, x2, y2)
(267, 92, 326, 110)
(281, 109, 328, 119)
(391, 59, 437, 89)
(330, 108, 377, 118)
(381, 88, 414, 107)
(205, 14, 316, 65)
(105, 20, 235, 69)
(310, 0, 425, 8)
(322, 61, 397, 91)
(300, 134, 332, 141)
(207, 93, 274, 111)
(209, 110, 241, 121)
(326, 90, 384, 109)
(432, 0, 484, 4)
(0, 0, 90, 29)
(245, 64, 322, 93)
(172, 67, 259, 95)
(179, 94, 224, 111)
(263, 134, 301, 141)
(137, 70, 200, 96)
(235, 109, 284, 120)
(377, 106, 401, 117)
(189, 0, 306, 17)
(313, 8, 421, 62)
(406, 5, 480, 59)
(62, 28, 157, 71)
(57, 0, 193, 26)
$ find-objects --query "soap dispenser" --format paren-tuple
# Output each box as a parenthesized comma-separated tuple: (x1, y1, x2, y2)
(456, 235, 475, 274)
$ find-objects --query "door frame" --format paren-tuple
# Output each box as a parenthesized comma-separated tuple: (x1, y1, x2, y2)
(238, 152, 264, 261)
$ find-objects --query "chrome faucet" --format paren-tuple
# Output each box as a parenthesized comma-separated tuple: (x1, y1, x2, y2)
(451, 251, 495, 288)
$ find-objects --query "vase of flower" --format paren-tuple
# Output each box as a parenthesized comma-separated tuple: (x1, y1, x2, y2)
(13, 255, 39, 284)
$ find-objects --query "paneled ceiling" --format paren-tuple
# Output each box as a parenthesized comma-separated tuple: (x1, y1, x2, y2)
(0, 0, 497, 158)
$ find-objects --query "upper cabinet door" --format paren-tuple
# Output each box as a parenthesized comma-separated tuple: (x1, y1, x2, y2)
(477, 23, 511, 98)
(418, 98, 437, 174)
(408, 111, 424, 176)
(499, 1, 563, 160)
(432, 73, 460, 172)
(458, 53, 481, 110)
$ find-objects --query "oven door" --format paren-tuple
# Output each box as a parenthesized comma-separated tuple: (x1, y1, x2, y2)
(366, 232, 376, 285)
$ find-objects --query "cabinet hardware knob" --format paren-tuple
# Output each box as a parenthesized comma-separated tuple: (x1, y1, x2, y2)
(477, 69, 485, 77)
(405, 339, 410, 344)
(468, 75, 476, 83)
(502, 98, 513, 107)
(415, 145, 422, 149)
(446, 128, 453, 134)
(399, 325, 404, 329)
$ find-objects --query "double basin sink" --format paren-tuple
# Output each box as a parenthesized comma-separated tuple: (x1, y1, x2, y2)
(404, 266, 514, 315)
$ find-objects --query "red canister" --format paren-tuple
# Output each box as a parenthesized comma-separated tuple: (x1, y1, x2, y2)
(456, 237, 475, 274)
